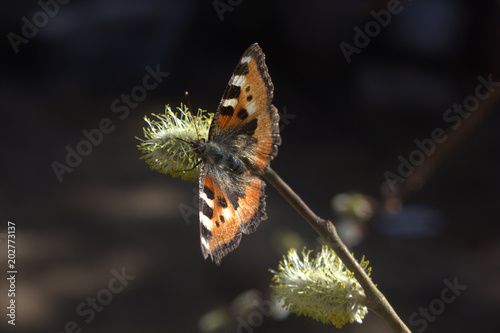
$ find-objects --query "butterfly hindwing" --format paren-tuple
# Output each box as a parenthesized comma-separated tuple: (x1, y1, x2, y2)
(199, 163, 266, 265)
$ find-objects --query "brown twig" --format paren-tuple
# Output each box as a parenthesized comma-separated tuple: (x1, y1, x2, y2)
(265, 167, 411, 333)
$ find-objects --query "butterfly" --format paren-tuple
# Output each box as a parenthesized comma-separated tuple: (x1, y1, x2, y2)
(190, 43, 281, 265)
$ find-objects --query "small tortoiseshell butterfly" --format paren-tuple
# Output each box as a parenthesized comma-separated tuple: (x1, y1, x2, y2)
(191, 43, 281, 265)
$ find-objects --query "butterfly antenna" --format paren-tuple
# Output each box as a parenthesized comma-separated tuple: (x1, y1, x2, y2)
(153, 142, 196, 162)
(185, 91, 201, 140)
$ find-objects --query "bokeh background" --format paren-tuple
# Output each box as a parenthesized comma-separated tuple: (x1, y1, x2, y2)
(2, 0, 500, 332)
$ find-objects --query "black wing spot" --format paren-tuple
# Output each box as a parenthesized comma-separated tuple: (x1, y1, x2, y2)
(245, 86, 251, 92)
(220, 105, 235, 117)
(224, 85, 241, 99)
(239, 118, 258, 136)
(237, 108, 249, 120)
(201, 224, 212, 241)
(204, 186, 215, 200)
(218, 197, 228, 208)
(246, 95, 253, 102)
(234, 62, 249, 76)
(227, 192, 240, 210)
(220, 215, 225, 223)
(201, 201, 214, 219)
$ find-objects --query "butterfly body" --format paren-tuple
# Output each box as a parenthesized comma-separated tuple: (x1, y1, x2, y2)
(193, 43, 281, 265)
(196, 138, 248, 175)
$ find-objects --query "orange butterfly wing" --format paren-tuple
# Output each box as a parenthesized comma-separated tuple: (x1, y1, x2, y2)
(199, 43, 281, 264)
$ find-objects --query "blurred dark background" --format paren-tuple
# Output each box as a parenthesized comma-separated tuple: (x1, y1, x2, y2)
(1, 0, 500, 332)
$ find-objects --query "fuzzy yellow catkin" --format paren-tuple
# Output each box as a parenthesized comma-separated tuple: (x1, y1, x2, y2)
(137, 105, 213, 181)
(270, 246, 371, 328)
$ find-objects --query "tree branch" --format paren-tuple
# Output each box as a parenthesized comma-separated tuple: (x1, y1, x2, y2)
(265, 167, 410, 333)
